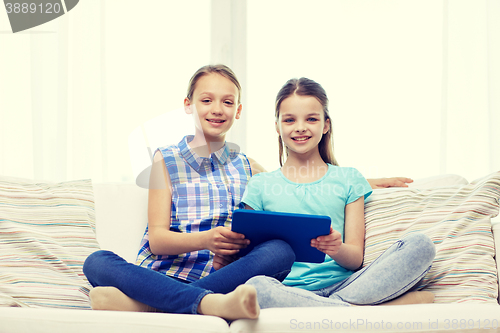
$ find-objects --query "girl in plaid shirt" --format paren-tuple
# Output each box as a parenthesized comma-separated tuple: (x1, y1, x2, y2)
(83, 65, 296, 320)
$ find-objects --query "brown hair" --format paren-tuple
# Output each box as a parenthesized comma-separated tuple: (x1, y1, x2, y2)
(275, 77, 338, 167)
(186, 64, 242, 104)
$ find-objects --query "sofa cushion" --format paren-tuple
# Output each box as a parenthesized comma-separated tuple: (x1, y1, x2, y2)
(0, 176, 98, 309)
(230, 303, 500, 333)
(93, 183, 148, 263)
(0, 307, 231, 333)
(363, 171, 500, 303)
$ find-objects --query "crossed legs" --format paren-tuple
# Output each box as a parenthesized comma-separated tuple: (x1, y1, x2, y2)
(83, 239, 295, 319)
(246, 233, 436, 308)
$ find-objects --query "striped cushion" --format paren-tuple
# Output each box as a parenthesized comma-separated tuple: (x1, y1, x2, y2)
(0, 177, 98, 309)
(363, 171, 500, 303)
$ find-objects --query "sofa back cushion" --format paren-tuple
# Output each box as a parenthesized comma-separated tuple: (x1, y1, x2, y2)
(363, 171, 500, 303)
(0, 177, 98, 309)
(93, 183, 148, 263)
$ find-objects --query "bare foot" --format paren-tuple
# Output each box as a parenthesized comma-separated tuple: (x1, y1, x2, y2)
(382, 291, 434, 306)
(197, 285, 260, 320)
(89, 287, 158, 312)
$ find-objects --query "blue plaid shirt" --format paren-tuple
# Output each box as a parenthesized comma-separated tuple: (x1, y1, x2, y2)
(136, 136, 252, 282)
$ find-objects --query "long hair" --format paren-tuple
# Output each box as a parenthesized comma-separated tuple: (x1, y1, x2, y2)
(275, 77, 338, 167)
(186, 64, 242, 104)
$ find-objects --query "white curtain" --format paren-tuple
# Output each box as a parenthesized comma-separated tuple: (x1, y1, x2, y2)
(246, 0, 500, 182)
(443, 0, 500, 181)
(0, 0, 210, 183)
(1, 0, 499, 183)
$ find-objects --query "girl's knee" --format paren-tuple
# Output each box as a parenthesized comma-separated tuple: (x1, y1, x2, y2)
(83, 250, 116, 279)
(263, 239, 296, 265)
(404, 233, 436, 263)
(246, 275, 280, 289)
(85, 250, 113, 264)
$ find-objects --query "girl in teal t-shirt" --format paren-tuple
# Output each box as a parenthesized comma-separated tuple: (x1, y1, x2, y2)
(243, 77, 436, 308)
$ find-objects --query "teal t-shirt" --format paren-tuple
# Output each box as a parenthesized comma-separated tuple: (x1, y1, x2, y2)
(241, 164, 372, 291)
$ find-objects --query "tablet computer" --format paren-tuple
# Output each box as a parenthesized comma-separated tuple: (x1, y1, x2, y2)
(231, 209, 331, 263)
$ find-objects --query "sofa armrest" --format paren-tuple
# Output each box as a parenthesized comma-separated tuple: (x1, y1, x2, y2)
(93, 183, 148, 263)
(492, 221, 500, 305)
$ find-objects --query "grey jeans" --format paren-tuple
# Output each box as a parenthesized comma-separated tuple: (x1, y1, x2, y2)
(246, 233, 436, 308)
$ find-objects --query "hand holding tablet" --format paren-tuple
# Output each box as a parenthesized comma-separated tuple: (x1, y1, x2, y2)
(231, 209, 331, 263)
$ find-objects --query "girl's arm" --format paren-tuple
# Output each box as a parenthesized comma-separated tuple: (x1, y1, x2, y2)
(148, 151, 249, 256)
(367, 177, 413, 189)
(311, 196, 365, 270)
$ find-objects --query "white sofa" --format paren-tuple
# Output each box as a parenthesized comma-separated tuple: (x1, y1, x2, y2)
(1, 173, 500, 333)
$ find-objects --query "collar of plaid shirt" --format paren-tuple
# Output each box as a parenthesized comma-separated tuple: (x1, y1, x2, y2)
(178, 136, 231, 172)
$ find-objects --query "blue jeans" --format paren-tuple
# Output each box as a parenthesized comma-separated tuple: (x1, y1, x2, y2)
(246, 233, 435, 308)
(83, 239, 295, 314)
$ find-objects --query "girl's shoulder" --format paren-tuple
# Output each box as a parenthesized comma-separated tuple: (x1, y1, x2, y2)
(227, 142, 246, 158)
(153, 143, 185, 171)
(327, 165, 365, 180)
(228, 148, 250, 165)
(155, 144, 182, 161)
(157, 143, 180, 153)
(326, 165, 372, 202)
(156, 135, 192, 158)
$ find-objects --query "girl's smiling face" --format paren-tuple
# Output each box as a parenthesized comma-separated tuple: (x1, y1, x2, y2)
(276, 94, 330, 157)
(185, 73, 241, 143)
